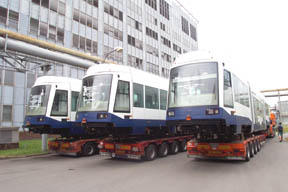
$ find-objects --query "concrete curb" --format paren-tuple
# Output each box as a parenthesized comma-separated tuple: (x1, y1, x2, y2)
(0, 152, 51, 160)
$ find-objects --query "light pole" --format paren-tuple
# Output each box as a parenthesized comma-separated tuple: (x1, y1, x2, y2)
(103, 47, 123, 63)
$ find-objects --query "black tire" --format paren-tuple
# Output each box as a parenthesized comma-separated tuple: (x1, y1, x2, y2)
(158, 143, 169, 157)
(253, 140, 257, 155)
(179, 140, 187, 152)
(245, 144, 251, 162)
(249, 142, 254, 158)
(256, 139, 260, 152)
(145, 144, 157, 161)
(83, 142, 96, 156)
(258, 139, 261, 151)
(170, 141, 179, 155)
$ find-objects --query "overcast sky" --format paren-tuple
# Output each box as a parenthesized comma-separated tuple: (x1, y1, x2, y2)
(180, 0, 288, 106)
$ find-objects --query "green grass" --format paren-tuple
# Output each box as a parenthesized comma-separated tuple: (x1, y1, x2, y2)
(284, 126, 288, 133)
(0, 139, 48, 158)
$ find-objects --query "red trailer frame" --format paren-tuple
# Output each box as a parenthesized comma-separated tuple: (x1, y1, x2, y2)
(187, 133, 267, 161)
(99, 135, 194, 161)
(48, 138, 102, 156)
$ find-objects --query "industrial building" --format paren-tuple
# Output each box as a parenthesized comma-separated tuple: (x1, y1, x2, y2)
(0, 0, 198, 129)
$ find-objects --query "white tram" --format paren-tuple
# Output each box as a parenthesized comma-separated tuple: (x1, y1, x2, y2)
(166, 51, 270, 141)
(76, 64, 169, 136)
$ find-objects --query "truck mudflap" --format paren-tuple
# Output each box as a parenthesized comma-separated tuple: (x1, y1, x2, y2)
(187, 141, 247, 160)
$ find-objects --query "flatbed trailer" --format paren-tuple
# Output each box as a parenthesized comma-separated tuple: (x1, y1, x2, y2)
(187, 133, 267, 161)
(99, 135, 194, 161)
(48, 137, 102, 156)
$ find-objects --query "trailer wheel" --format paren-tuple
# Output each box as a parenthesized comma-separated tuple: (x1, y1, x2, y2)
(158, 143, 169, 157)
(245, 144, 251, 161)
(249, 142, 254, 158)
(255, 140, 260, 152)
(170, 141, 179, 154)
(83, 142, 96, 156)
(257, 139, 261, 151)
(179, 140, 187, 152)
(145, 144, 157, 161)
(253, 140, 258, 155)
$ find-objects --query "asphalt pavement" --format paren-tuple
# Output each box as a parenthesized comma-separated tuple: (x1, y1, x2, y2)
(0, 137, 287, 192)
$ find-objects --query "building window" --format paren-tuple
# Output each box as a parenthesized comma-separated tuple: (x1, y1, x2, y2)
(92, 41, 98, 54)
(181, 16, 189, 35)
(58, 1, 66, 15)
(104, 3, 123, 21)
(128, 55, 143, 69)
(161, 36, 171, 48)
(190, 24, 197, 41)
(8, 10, 19, 29)
(57, 28, 64, 43)
(0, 7, 7, 25)
(145, 0, 157, 10)
(40, 22, 48, 38)
(161, 52, 172, 63)
(147, 62, 159, 75)
(2, 105, 13, 122)
(86, 0, 99, 8)
(128, 35, 142, 50)
(146, 27, 158, 40)
(133, 83, 144, 108)
(104, 23, 123, 41)
(49, 25, 57, 41)
(161, 67, 169, 78)
(30, 18, 39, 35)
(0, 69, 2, 84)
(160, 22, 165, 31)
(32, 0, 40, 5)
(146, 44, 159, 57)
(173, 43, 182, 54)
(159, 0, 169, 20)
(145, 86, 159, 109)
(127, 16, 142, 32)
(41, 0, 49, 8)
(72, 34, 79, 48)
(80, 36, 85, 50)
(4, 70, 14, 86)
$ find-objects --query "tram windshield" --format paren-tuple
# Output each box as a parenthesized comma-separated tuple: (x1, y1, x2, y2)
(26, 85, 51, 116)
(168, 62, 218, 108)
(78, 74, 112, 112)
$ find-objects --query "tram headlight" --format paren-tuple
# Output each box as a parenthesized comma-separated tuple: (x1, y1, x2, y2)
(97, 113, 108, 119)
(206, 108, 220, 115)
(167, 111, 175, 117)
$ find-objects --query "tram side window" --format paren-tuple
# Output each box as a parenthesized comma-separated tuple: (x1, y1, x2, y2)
(224, 70, 233, 108)
(71, 91, 79, 112)
(233, 75, 249, 107)
(160, 89, 167, 110)
(114, 81, 130, 112)
(133, 83, 144, 108)
(145, 86, 159, 109)
(51, 90, 68, 116)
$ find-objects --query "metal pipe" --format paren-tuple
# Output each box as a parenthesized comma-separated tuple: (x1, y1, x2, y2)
(261, 88, 288, 93)
(0, 37, 96, 68)
(0, 28, 106, 64)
